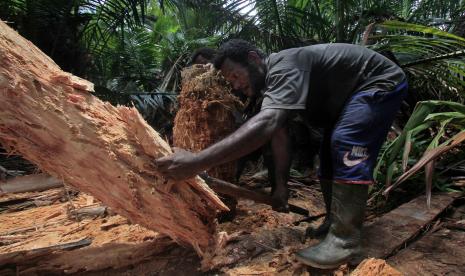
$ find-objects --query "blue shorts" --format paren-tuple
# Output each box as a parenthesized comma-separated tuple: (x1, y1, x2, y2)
(319, 81, 408, 184)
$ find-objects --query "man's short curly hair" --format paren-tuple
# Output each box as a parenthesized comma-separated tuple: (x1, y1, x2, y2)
(189, 47, 217, 65)
(213, 39, 265, 69)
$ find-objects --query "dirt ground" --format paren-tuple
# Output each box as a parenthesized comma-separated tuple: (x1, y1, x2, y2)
(0, 176, 329, 275)
(0, 175, 464, 275)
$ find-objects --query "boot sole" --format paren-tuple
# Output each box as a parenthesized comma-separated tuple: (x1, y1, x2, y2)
(305, 227, 329, 239)
(294, 253, 348, 269)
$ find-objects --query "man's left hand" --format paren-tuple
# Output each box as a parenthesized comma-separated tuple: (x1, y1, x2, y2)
(155, 148, 203, 181)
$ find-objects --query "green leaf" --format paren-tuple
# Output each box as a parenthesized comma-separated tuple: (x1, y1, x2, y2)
(380, 20, 465, 43)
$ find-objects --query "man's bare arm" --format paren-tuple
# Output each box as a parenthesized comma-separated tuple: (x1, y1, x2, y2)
(156, 108, 289, 180)
(270, 126, 291, 210)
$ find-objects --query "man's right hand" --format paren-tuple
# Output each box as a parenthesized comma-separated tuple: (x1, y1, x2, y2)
(155, 148, 204, 181)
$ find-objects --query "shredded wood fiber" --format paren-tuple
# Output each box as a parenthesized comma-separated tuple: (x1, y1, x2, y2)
(173, 65, 243, 181)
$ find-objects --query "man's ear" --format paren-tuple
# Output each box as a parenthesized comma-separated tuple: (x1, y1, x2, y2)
(247, 51, 261, 65)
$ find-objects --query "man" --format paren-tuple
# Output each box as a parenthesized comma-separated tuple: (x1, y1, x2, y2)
(189, 47, 217, 65)
(156, 39, 407, 268)
(235, 85, 292, 212)
(190, 47, 291, 211)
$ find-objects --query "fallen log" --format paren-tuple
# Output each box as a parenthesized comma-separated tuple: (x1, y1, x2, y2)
(0, 20, 227, 255)
(0, 173, 62, 194)
(0, 236, 175, 275)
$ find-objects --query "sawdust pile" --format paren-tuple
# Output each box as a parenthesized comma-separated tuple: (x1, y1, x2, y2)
(173, 64, 243, 181)
(351, 258, 402, 276)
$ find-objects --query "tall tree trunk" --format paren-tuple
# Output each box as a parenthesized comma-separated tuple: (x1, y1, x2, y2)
(452, 14, 465, 38)
(0, 20, 227, 256)
(334, 0, 345, 42)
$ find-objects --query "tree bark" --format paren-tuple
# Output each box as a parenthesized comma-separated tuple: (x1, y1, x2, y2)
(334, 0, 345, 42)
(0, 20, 227, 256)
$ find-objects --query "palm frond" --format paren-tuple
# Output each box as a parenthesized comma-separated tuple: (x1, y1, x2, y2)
(406, 0, 464, 25)
(384, 129, 465, 194)
(369, 20, 465, 102)
(130, 92, 177, 134)
(82, 0, 148, 53)
(378, 100, 465, 203)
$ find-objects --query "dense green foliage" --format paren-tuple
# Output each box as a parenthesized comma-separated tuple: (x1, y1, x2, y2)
(2, 1, 463, 98)
(376, 100, 465, 203)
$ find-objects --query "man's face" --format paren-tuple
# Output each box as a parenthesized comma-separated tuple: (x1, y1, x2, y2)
(220, 58, 265, 98)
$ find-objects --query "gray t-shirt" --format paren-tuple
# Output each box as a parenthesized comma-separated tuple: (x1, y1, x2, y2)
(261, 43, 406, 126)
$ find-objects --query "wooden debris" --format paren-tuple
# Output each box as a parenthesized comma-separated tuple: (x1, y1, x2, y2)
(68, 205, 107, 220)
(0, 165, 23, 181)
(0, 188, 66, 213)
(442, 219, 465, 231)
(452, 177, 465, 187)
(0, 236, 174, 275)
(0, 177, 328, 274)
(362, 193, 458, 259)
(205, 227, 303, 270)
(29, 237, 92, 253)
(100, 217, 129, 231)
(388, 228, 465, 275)
(0, 235, 28, 246)
(0, 191, 171, 274)
(351, 258, 402, 276)
(0, 20, 227, 255)
(0, 173, 62, 194)
(0, 221, 63, 237)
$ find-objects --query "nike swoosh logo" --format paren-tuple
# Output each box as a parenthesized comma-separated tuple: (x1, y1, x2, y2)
(343, 152, 368, 167)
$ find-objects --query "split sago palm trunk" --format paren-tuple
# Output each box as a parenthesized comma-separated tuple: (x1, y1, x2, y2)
(0, 20, 227, 256)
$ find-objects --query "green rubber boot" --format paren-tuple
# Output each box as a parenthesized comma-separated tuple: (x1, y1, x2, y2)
(306, 179, 332, 238)
(296, 182, 368, 269)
